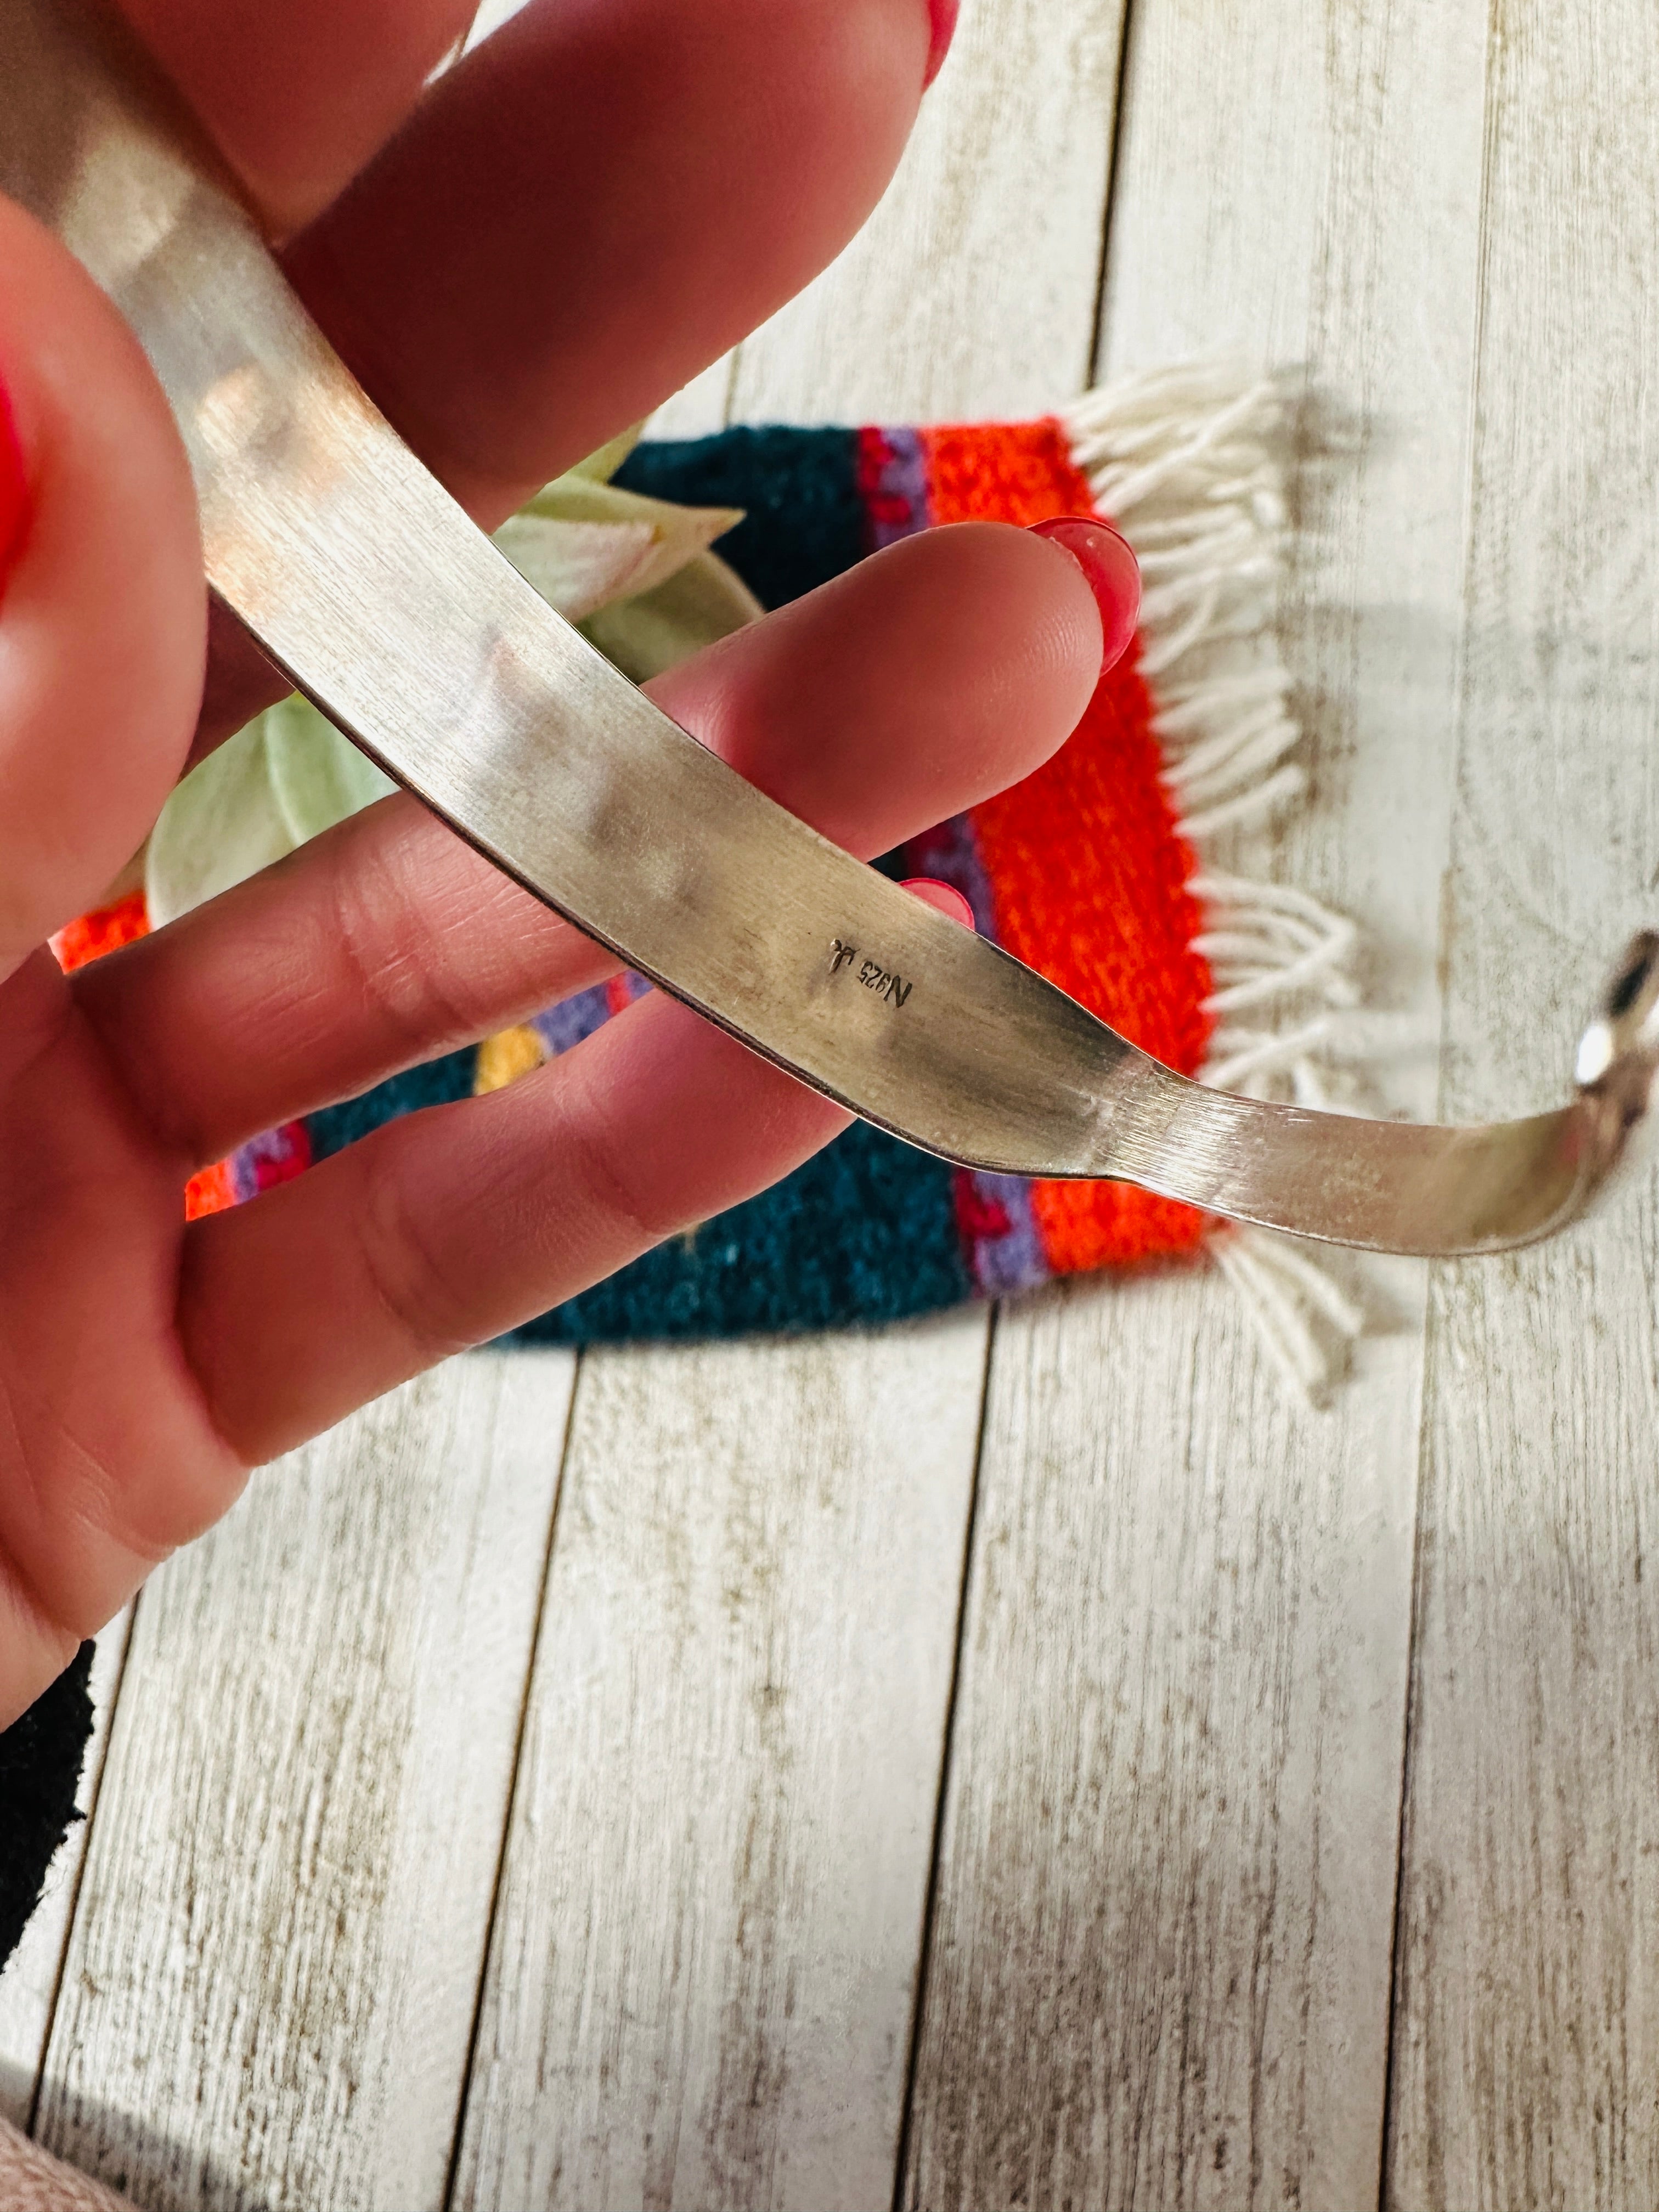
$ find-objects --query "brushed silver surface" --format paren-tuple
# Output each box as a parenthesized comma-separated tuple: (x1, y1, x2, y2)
(3, 0, 1654, 1256)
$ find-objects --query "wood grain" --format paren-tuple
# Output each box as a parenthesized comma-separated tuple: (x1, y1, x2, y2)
(0, 1620, 131, 2132)
(730, 0, 1126, 425)
(1385, 2, 1659, 2202)
(901, 0, 1493, 2201)
(904, 1281, 1430, 2210)
(452, 1323, 990, 2211)
(449, 6, 1128, 2201)
(34, 1356, 574, 2212)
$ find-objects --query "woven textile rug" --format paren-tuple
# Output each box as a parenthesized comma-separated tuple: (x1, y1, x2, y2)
(7, 366, 1377, 1970)
(54, 366, 1367, 1398)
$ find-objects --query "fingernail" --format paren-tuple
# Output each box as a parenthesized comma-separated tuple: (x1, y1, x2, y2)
(902, 876, 976, 929)
(0, 374, 29, 600)
(924, 0, 960, 87)
(1029, 514, 1140, 673)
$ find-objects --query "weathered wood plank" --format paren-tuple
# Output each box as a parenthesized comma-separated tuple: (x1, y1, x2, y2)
(902, 0, 1493, 2201)
(0, 1618, 131, 2132)
(452, 1322, 990, 2212)
(1385, 3, 1659, 2203)
(35, 1356, 574, 2212)
(906, 1283, 1432, 2210)
(730, 0, 1126, 424)
(449, 4, 1126, 2201)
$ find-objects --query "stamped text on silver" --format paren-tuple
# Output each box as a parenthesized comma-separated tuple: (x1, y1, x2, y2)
(830, 938, 912, 1009)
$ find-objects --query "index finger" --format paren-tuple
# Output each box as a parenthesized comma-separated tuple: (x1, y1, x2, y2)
(114, 0, 480, 233)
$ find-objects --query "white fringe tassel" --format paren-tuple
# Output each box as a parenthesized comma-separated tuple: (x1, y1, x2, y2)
(1062, 363, 1381, 1404)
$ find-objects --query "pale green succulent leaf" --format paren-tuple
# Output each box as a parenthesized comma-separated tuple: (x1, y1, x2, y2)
(145, 698, 397, 926)
(580, 548, 764, 684)
(567, 423, 646, 484)
(145, 716, 296, 928)
(491, 514, 663, 623)
(506, 476, 743, 605)
(264, 691, 397, 844)
(144, 464, 755, 921)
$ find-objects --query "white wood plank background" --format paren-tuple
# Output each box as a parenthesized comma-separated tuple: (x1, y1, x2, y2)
(901, 0, 1491, 2204)
(35, 1358, 573, 2211)
(452, 1323, 990, 2212)
(7, 0, 1659, 2204)
(1385, 1, 1659, 2203)
(727, 0, 1125, 426)
(455, 2, 1128, 2200)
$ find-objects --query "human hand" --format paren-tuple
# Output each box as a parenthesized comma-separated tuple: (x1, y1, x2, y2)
(0, 0, 1127, 1725)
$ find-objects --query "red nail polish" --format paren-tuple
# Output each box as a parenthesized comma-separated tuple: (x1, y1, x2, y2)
(902, 876, 976, 930)
(924, 0, 959, 87)
(0, 373, 30, 600)
(1029, 514, 1141, 673)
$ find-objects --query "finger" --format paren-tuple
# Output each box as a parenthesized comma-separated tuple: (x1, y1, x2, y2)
(0, 2110, 143, 2209)
(1, 944, 243, 1713)
(115, 0, 480, 234)
(182, 994, 851, 1460)
(193, 867, 1049, 1455)
(192, 0, 938, 756)
(284, 0, 934, 518)
(903, 878, 976, 927)
(80, 523, 1103, 1164)
(0, 187, 219, 1707)
(0, 198, 204, 974)
(173, 531, 1104, 1462)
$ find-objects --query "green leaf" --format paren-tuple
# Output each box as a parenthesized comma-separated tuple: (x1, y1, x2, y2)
(567, 423, 646, 483)
(580, 549, 764, 683)
(499, 475, 744, 614)
(145, 716, 296, 927)
(144, 460, 755, 920)
(145, 699, 394, 925)
(490, 513, 664, 623)
(264, 692, 396, 844)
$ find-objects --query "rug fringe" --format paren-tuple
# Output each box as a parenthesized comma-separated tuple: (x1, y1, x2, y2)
(1062, 363, 1384, 1404)
(1211, 1226, 1365, 1403)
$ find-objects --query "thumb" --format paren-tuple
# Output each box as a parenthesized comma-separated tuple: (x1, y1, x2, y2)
(0, 192, 205, 975)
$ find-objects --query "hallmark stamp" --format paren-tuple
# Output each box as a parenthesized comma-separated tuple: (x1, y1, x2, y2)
(828, 939, 911, 1009)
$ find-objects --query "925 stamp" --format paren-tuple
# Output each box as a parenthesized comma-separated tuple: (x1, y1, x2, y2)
(830, 938, 911, 1009)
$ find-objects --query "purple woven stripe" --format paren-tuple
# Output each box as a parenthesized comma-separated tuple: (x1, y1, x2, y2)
(870, 426, 930, 549)
(962, 1171, 1049, 1297)
(533, 983, 613, 1057)
(229, 1122, 308, 1206)
(901, 816, 1048, 1294)
(531, 973, 652, 1058)
(903, 810, 998, 941)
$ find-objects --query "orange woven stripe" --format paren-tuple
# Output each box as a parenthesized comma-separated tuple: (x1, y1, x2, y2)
(50, 889, 149, 974)
(923, 420, 1215, 1265)
(51, 890, 240, 1219)
(184, 1159, 239, 1221)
